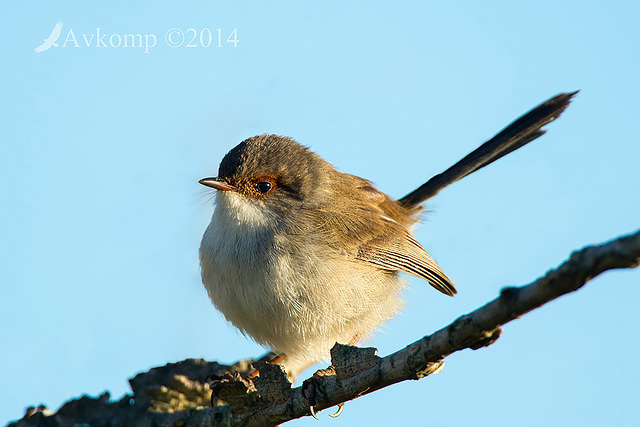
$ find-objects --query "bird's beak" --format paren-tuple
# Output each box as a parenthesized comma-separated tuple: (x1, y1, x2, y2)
(199, 177, 236, 191)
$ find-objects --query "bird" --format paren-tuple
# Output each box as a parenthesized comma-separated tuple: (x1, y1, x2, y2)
(35, 22, 63, 53)
(199, 92, 576, 388)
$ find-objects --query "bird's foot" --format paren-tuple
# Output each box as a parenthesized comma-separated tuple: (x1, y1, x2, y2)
(246, 352, 288, 379)
(204, 371, 256, 407)
(205, 352, 288, 407)
(302, 365, 344, 419)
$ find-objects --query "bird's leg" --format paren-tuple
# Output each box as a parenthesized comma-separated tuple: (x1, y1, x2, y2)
(205, 371, 249, 407)
(206, 352, 287, 407)
(302, 335, 360, 419)
(246, 352, 288, 378)
(302, 365, 337, 419)
(348, 334, 361, 346)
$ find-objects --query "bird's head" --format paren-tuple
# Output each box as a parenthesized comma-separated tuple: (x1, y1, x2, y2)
(200, 134, 334, 223)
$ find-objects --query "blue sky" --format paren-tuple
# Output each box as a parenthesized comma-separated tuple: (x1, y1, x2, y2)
(2, 1, 639, 425)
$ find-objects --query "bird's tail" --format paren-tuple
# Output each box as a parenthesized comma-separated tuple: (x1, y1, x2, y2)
(398, 91, 578, 208)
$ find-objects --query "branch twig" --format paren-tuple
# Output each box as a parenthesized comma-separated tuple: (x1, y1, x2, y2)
(247, 228, 640, 425)
(12, 229, 640, 427)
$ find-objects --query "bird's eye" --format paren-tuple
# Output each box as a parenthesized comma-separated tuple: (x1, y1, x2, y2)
(255, 181, 273, 194)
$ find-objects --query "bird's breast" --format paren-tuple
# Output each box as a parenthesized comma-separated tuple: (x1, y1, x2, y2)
(199, 192, 404, 360)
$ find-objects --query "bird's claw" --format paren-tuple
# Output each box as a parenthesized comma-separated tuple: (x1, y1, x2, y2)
(302, 377, 318, 418)
(205, 372, 233, 406)
(205, 371, 248, 407)
(302, 369, 344, 419)
(208, 381, 221, 407)
(308, 401, 344, 420)
(309, 404, 319, 420)
(329, 403, 344, 418)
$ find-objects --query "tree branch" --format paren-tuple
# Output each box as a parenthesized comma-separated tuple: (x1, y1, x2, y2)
(12, 229, 640, 427)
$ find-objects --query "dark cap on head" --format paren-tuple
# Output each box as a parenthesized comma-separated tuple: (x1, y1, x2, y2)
(218, 134, 334, 204)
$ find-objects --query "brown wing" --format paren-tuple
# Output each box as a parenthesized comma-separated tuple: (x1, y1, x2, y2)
(313, 175, 456, 297)
(354, 216, 456, 296)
